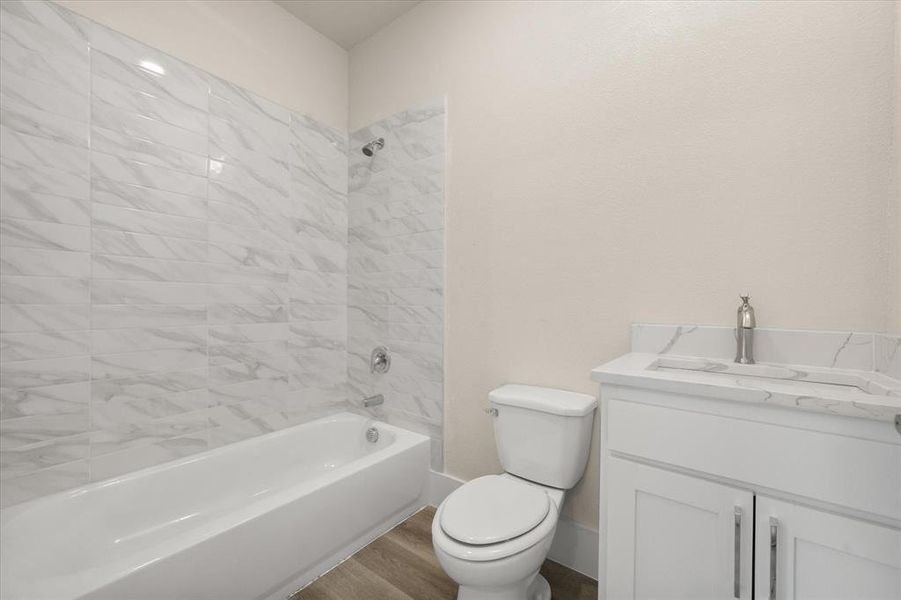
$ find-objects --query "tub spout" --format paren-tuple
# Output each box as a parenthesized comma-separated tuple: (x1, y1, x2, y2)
(362, 394, 384, 408)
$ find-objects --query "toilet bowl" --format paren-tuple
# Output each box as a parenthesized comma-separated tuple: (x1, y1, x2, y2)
(431, 384, 597, 600)
(432, 474, 564, 600)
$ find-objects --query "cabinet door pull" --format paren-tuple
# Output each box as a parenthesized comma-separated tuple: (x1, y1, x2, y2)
(769, 517, 779, 600)
(733, 506, 742, 598)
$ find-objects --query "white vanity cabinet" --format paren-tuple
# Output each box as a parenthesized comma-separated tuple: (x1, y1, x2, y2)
(754, 497, 901, 600)
(606, 458, 754, 599)
(597, 385, 901, 600)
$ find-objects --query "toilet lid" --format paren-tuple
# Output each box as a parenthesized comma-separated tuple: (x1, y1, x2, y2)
(440, 475, 550, 545)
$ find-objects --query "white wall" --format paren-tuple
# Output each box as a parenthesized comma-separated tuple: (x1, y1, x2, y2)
(55, 0, 348, 130)
(350, 0, 899, 528)
(893, 0, 901, 333)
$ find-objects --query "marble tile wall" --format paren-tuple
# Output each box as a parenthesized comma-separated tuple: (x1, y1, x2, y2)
(0, 0, 347, 508)
(347, 101, 445, 469)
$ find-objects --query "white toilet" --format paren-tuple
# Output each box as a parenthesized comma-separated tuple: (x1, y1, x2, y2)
(432, 384, 597, 600)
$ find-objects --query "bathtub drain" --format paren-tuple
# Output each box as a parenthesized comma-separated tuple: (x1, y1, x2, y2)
(366, 427, 379, 443)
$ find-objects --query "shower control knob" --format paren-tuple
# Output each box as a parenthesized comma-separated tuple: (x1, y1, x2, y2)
(370, 346, 391, 374)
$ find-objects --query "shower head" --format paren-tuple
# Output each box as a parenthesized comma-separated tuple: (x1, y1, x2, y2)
(362, 137, 385, 157)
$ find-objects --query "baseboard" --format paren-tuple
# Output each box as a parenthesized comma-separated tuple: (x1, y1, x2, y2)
(427, 470, 599, 580)
(428, 468, 467, 505)
(547, 514, 599, 580)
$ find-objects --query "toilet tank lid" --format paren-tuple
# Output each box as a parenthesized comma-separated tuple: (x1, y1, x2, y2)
(489, 384, 597, 416)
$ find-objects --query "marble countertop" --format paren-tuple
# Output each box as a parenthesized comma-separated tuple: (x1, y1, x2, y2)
(592, 353, 901, 423)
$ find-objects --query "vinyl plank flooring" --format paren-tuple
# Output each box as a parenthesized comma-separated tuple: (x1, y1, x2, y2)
(380, 505, 440, 564)
(540, 559, 598, 600)
(353, 535, 458, 599)
(299, 558, 416, 600)
(291, 506, 598, 600)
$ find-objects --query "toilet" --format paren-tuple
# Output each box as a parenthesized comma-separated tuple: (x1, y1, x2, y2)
(432, 384, 597, 600)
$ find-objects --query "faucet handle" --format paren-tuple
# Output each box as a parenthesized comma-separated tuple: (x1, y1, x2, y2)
(370, 346, 391, 374)
(737, 294, 756, 328)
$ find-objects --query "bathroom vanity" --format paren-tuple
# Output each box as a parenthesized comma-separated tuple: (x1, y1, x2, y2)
(593, 326, 901, 600)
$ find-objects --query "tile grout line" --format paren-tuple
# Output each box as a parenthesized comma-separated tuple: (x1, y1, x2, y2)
(205, 75, 212, 450)
(87, 28, 94, 484)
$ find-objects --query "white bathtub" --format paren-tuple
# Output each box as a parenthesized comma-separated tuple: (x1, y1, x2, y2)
(0, 412, 430, 600)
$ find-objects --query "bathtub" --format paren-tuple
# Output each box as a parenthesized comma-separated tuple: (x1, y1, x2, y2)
(0, 412, 430, 600)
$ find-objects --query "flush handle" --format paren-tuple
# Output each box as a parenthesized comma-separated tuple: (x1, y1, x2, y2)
(484, 407, 498, 417)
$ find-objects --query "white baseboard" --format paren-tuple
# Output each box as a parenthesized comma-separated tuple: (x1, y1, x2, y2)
(428, 468, 466, 505)
(427, 470, 599, 580)
(547, 514, 599, 579)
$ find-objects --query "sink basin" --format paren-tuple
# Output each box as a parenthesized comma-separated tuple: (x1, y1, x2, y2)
(649, 357, 898, 397)
(593, 350, 901, 423)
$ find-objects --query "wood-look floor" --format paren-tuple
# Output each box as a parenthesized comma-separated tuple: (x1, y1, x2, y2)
(291, 506, 597, 600)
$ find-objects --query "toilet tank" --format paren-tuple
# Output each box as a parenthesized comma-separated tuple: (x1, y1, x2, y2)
(489, 384, 597, 489)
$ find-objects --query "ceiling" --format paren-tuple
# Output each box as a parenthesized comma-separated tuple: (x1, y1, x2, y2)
(275, 1, 421, 49)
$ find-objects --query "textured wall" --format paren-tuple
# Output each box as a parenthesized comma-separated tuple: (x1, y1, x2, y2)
(347, 101, 445, 469)
(893, 0, 901, 333)
(349, 0, 899, 528)
(54, 0, 348, 131)
(0, 0, 347, 508)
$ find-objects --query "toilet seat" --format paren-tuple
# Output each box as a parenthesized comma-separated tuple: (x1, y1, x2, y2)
(433, 476, 561, 563)
(440, 475, 550, 545)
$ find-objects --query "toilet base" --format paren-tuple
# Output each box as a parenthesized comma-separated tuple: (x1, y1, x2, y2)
(530, 574, 551, 600)
(456, 573, 551, 600)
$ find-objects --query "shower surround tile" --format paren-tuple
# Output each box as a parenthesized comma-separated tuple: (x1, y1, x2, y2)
(0, 0, 448, 508)
(0, 0, 91, 509)
(0, 0, 349, 508)
(347, 100, 446, 470)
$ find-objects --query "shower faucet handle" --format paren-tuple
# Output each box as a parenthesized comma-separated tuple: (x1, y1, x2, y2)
(370, 346, 391, 374)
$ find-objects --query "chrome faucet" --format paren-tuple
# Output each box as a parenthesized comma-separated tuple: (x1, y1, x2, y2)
(362, 394, 384, 408)
(735, 295, 756, 364)
(370, 346, 391, 374)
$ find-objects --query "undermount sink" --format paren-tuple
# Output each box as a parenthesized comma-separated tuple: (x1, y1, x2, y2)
(649, 356, 898, 397)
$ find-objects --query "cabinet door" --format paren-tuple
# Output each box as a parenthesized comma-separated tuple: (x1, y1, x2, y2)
(606, 457, 753, 599)
(755, 497, 901, 600)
